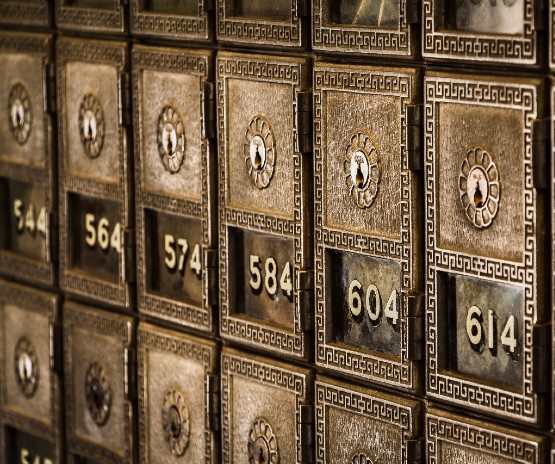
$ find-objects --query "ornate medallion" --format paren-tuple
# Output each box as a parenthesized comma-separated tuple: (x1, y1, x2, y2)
(14, 336, 38, 398)
(157, 105, 185, 174)
(459, 147, 500, 229)
(78, 93, 105, 159)
(162, 389, 191, 457)
(85, 361, 112, 426)
(244, 115, 276, 189)
(352, 452, 374, 464)
(248, 418, 279, 464)
(8, 83, 32, 145)
(344, 131, 380, 209)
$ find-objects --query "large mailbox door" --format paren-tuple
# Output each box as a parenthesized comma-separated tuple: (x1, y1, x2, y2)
(0, 281, 62, 464)
(57, 38, 134, 310)
(0, 32, 57, 288)
(425, 73, 549, 425)
(217, 52, 313, 360)
(55, 0, 127, 35)
(314, 62, 423, 393)
(0, 1, 51, 27)
(423, 0, 541, 65)
(134, 45, 217, 333)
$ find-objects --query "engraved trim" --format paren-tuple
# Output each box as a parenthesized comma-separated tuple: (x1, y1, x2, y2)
(55, 0, 125, 34)
(245, 115, 276, 189)
(8, 82, 32, 145)
(79, 93, 105, 159)
(157, 105, 185, 174)
(162, 389, 190, 457)
(248, 418, 279, 464)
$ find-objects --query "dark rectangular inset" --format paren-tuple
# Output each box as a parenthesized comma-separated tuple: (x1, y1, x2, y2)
(146, 0, 198, 14)
(229, 227, 295, 330)
(225, 0, 291, 20)
(330, 0, 400, 27)
(4, 427, 54, 464)
(68, 0, 114, 7)
(68, 192, 121, 282)
(326, 249, 402, 357)
(444, 272, 524, 388)
(144, 209, 203, 306)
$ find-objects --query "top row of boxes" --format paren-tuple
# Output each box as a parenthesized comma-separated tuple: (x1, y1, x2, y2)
(0, 0, 550, 67)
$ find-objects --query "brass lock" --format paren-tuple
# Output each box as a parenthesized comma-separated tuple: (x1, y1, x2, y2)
(85, 361, 112, 427)
(78, 93, 105, 159)
(248, 418, 279, 464)
(8, 82, 32, 145)
(14, 335, 38, 398)
(162, 389, 190, 457)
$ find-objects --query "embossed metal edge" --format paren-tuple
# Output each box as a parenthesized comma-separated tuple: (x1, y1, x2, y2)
(63, 301, 133, 464)
(313, 63, 421, 391)
(56, 38, 132, 309)
(55, 0, 126, 34)
(422, 0, 537, 64)
(424, 74, 540, 422)
(217, 52, 311, 359)
(137, 323, 218, 463)
(221, 348, 312, 464)
(133, 45, 215, 332)
(312, 0, 412, 56)
(0, 1, 50, 27)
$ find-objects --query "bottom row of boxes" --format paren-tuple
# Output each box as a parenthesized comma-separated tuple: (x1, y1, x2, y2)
(0, 279, 551, 463)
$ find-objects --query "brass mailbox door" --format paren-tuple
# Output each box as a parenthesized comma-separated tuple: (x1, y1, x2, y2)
(312, 0, 418, 57)
(0, 32, 56, 288)
(217, 52, 313, 360)
(221, 348, 313, 464)
(425, 73, 549, 424)
(130, 0, 213, 41)
(0, 281, 62, 463)
(63, 301, 135, 464)
(55, 0, 127, 35)
(57, 38, 134, 310)
(314, 62, 423, 393)
(0, 0, 51, 27)
(422, 0, 540, 65)
(426, 408, 548, 463)
(216, 0, 309, 48)
(134, 45, 217, 333)
(137, 323, 219, 463)
(315, 376, 422, 463)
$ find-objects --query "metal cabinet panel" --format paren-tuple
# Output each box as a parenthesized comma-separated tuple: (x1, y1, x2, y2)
(55, 0, 127, 35)
(0, 32, 57, 288)
(221, 348, 313, 464)
(137, 323, 219, 463)
(0, 281, 62, 464)
(134, 45, 217, 333)
(425, 72, 549, 425)
(217, 52, 313, 360)
(426, 408, 548, 463)
(57, 38, 134, 310)
(63, 301, 135, 464)
(314, 62, 423, 393)
(0, 0, 52, 27)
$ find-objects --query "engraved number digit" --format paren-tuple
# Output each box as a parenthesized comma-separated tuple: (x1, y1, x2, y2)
(177, 238, 189, 272)
(85, 213, 96, 247)
(249, 255, 262, 292)
(110, 222, 121, 253)
(85, 214, 121, 253)
(466, 306, 518, 357)
(348, 280, 363, 318)
(164, 234, 176, 270)
(14, 199, 24, 232)
(501, 314, 517, 354)
(466, 305, 484, 350)
(36, 207, 47, 235)
(280, 261, 293, 297)
(25, 204, 35, 233)
(190, 243, 202, 277)
(384, 289, 399, 327)
(365, 284, 381, 325)
(264, 257, 278, 296)
(348, 279, 399, 331)
(97, 217, 109, 250)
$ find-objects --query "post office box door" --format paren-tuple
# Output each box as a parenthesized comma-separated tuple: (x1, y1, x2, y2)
(0, 0, 51, 27)
(55, 0, 127, 35)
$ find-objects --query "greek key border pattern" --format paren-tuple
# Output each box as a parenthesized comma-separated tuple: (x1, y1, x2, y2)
(0, 2, 50, 27)
(426, 411, 543, 463)
(217, 54, 309, 359)
(221, 350, 309, 464)
(313, 0, 411, 55)
(425, 77, 538, 421)
(137, 326, 216, 464)
(422, 0, 536, 63)
(56, 0, 125, 34)
(313, 66, 418, 390)
(63, 303, 133, 464)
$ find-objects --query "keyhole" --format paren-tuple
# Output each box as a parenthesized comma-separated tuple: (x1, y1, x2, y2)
(15, 108, 22, 127)
(253, 145, 263, 170)
(91, 381, 103, 409)
(165, 131, 173, 154)
(169, 406, 181, 439)
(85, 122, 93, 140)
(258, 447, 265, 463)
(355, 163, 365, 188)
(474, 180, 484, 207)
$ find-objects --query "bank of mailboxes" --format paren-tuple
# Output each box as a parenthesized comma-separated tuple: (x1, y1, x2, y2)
(425, 73, 550, 425)
(0, 32, 57, 288)
(133, 45, 218, 333)
(0, 0, 51, 28)
(0, 281, 62, 463)
(55, 0, 127, 36)
(57, 38, 134, 310)
(221, 348, 313, 464)
(314, 63, 424, 393)
(63, 301, 135, 463)
(137, 323, 219, 462)
(217, 52, 313, 360)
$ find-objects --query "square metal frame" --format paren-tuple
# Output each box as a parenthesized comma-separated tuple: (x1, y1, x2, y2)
(55, 0, 127, 35)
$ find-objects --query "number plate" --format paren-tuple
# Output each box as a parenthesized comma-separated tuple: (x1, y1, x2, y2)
(427, 408, 548, 463)
(216, 0, 309, 48)
(58, 38, 133, 309)
(221, 348, 313, 464)
(425, 73, 549, 424)
(137, 323, 219, 462)
(55, 0, 127, 35)
(314, 63, 423, 392)
(423, 0, 538, 64)
(0, 32, 56, 287)
(130, 0, 212, 41)
(316, 376, 422, 463)
(134, 45, 216, 332)
(63, 301, 134, 464)
(0, 0, 51, 27)
(0, 281, 61, 462)
(218, 52, 313, 359)
(313, 0, 416, 56)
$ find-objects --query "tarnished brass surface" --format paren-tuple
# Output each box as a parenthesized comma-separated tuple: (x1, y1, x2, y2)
(55, 0, 127, 35)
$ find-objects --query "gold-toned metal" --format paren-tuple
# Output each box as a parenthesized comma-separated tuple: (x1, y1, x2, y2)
(8, 83, 32, 146)
(14, 336, 39, 399)
(85, 361, 112, 427)
(161, 389, 190, 457)
(157, 105, 185, 174)
(0, 0, 51, 28)
(248, 418, 279, 464)
(55, 0, 127, 35)
(78, 93, 105, 160)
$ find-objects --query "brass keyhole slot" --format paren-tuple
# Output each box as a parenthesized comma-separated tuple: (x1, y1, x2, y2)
(169, 405, 181, 439)
(91, 379, 104, 409)
(258, 447, 265, 463)
(473, 179, 484, 207)
(355, 161, 365, 188)
(253, 144, 263, 170)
